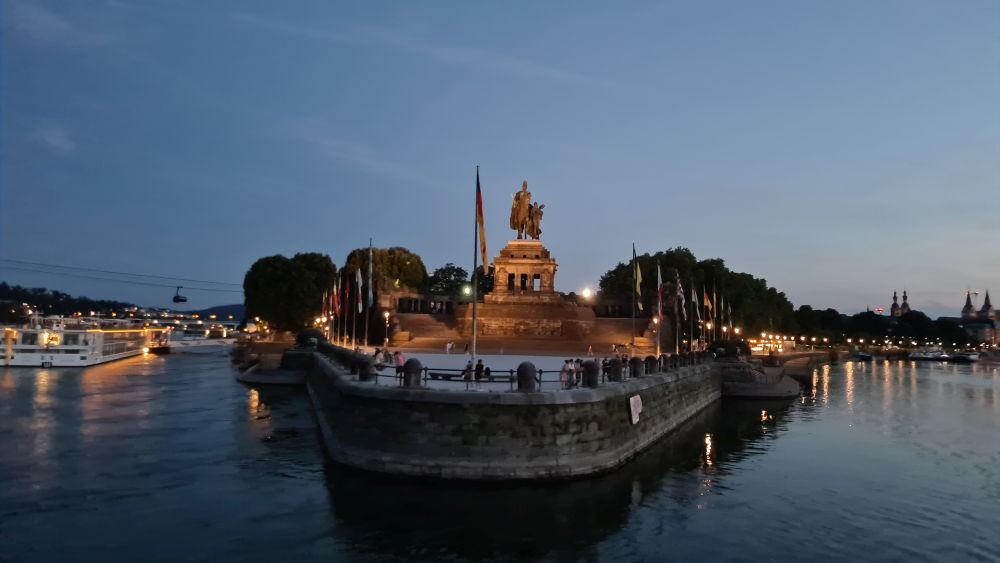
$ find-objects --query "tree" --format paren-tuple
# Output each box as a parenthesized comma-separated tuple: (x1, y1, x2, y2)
(427, 263, 468, 295)
(342, 246, 427, 292)
(243, 253, 337, 333)
(597, 246, 797, 334)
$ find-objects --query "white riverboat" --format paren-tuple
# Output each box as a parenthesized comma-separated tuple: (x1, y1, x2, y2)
(2, 316, 172, 368)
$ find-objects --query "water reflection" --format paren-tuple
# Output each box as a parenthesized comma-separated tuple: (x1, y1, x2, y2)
(320, 399, 795, 561)
(2, 356, 998, 562)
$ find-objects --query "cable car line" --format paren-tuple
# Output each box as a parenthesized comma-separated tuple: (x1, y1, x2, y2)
(0, 265, 242, 293)
(0, 258, 242, 287)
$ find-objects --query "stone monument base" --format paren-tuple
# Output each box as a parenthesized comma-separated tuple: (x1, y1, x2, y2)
(454, 302, 596, 339)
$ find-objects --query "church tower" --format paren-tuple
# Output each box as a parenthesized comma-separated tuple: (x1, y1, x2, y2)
(979, 291, 995, 321)
(890, 291, 901, 318)
(962, 292, 976, 320)
(900, 290, 911, 315)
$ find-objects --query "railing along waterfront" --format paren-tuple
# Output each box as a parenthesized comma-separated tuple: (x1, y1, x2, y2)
(314, 341, 712, 392)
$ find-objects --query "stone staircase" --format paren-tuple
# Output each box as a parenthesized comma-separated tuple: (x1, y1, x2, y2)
(393, 313, 461, 342)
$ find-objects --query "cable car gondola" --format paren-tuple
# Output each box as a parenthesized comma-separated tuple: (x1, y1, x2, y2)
(173, 286, 188, 304)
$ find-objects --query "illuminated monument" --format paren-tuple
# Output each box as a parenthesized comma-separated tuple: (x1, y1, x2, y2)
(456, 180, 596, 338)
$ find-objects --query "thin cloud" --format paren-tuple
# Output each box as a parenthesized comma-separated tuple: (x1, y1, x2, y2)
(280, 118, 431, 186)
(233, 12, 607, 87)
(31, 123, 76, 154)
(4, 0, 112, 46)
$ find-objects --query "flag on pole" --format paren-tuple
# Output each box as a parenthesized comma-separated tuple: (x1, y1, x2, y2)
(703, 286, 712, 311)
(692, 285, 701, 322)
(476, 170, 487, 266)
(712, 283, 717, 320)
(675, 270, 686, 320)
(331, 277, 339, 318)
(720, 295, 725, 327)
(321, 290, 327, 318)
(727, 301, 733, 330)
(633, 244, 643, 312)
(367, 240, 374, 308)
(355, 267, 363, 313)
(656, 262, 663, 317)
(340, 278, 348, 316)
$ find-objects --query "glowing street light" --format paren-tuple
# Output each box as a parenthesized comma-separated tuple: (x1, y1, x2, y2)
(581, 287, 593, 299)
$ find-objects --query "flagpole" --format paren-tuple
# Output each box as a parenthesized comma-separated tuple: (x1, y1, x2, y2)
(471, 166, 479, 363)
(364, 238, 372, 350)
(689, 279, 694, 352)
(631, 246, 636, 351)
(351, 272, 357, 349)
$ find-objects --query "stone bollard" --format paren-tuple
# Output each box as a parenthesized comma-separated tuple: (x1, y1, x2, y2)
(582, 360, 599, 388)
(516, 361, 537, 392)
(403, 358, 423, 388)
(644, 355, 658, 374)
(358, 357, 377, 382)
(629, 357, 645, 377)
(607, 357, 623, 381)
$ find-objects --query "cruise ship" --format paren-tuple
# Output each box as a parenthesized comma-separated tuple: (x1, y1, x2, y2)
(2, 316, 172, 368)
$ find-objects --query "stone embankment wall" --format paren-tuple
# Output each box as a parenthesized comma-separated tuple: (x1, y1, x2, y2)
(307, 355, 718, 480)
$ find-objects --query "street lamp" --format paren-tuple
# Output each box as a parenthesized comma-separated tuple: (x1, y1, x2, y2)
(581, 287, 593, 299)
(653, 316, 660, 357)
(383, 311, 390, 346)
(734, 327, 741, 337)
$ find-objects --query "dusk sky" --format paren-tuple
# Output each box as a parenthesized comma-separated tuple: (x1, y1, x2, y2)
(2, 1, 997, 317)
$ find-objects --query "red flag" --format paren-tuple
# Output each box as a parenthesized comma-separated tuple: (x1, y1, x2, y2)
(330, 280, 340, 317)
(476, 170, 487, 264)
(321, 290, 327, 318)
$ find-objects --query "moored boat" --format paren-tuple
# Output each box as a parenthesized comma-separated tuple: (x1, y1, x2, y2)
(2, 316, 172, 367)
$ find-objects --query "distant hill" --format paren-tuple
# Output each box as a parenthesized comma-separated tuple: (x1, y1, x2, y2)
(187, 303, 245, 320)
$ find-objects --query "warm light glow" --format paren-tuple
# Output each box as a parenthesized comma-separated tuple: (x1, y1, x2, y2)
(653, 316, 660, 325)
(704, 433, 714, 467)
(734, 327, 741, 335)
(142, 347, 150, 354)
(462, 285, 472, 295)
(383, 311, 390, 320)
(581, 287, 593, 299)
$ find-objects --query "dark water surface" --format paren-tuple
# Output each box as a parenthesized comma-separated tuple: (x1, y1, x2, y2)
(1, 353, 998, 562)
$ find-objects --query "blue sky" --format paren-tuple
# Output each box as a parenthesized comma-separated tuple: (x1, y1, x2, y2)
(1, 0, 998, 317)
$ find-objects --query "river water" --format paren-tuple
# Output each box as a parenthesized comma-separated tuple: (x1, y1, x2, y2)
(0, 352, 997, 562)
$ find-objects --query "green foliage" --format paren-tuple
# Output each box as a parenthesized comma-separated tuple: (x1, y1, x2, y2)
(427, 263, 469, 295)
(342, 247, 427, 292)
(597, 247, 796, 333)
(243, 253, 337, 332)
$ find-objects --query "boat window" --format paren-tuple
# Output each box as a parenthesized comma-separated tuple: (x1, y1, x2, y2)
(21, 333, 38, 345)
(64, 334, 80, 345)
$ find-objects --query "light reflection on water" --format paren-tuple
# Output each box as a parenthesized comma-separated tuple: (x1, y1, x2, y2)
(0, 354, 998, 562)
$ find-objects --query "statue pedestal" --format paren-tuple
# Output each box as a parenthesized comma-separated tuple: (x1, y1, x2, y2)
(456, 240, 595, 338)
(485, 240, 560, 304)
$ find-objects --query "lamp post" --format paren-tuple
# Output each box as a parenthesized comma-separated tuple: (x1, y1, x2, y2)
(653, 316, 660, 358)
(383, 311, 390, 346)
(705, 322, 713, 345)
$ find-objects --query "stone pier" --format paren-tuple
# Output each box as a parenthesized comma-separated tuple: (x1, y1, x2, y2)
(306, 352, 719, 480)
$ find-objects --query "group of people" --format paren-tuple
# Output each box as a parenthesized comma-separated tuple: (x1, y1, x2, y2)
(372, 348, 407, 380)
(558, 354, 645, 389)
(460, 358, 491, 389)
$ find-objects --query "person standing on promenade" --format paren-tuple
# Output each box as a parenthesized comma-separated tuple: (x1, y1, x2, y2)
(474, 359, 485, 389)
(394, 351, 405, 383)
(462, 359, 474, 390)
(560, 360, 572, 389)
